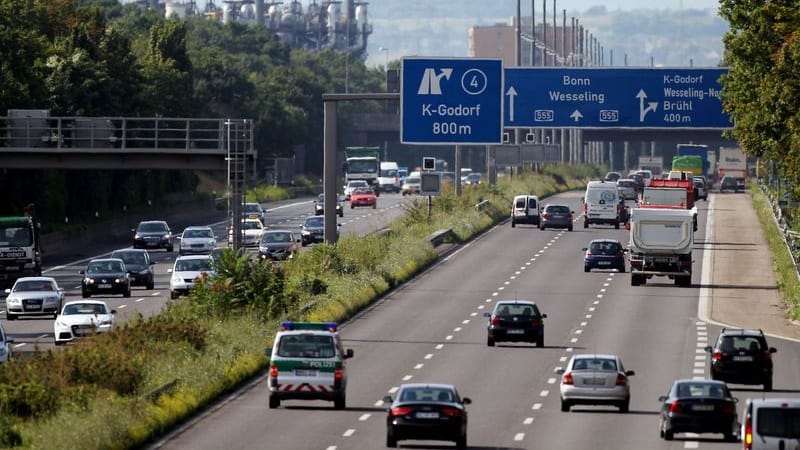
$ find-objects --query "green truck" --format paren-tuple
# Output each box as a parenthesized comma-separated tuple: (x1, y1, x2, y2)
(671, 155, 704, 177)
(344, 147, 380, 190)
(0, 205, 42, 288)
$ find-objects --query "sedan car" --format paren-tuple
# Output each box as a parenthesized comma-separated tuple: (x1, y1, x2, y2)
(300, 216, 338, 246)
(485, 300, 547, 347)
(258, 230, 300, 261)
(80, 258, 131, 298)
(350, 187, 377, 209)
(53, 300, 116, 346)
(705, 328, 776, 391)
(583, 239, 627, 272)
(228, 218, 264, 247)
(539, 204, 574, 231)
(720, 175, 741, 193)
(178, 226, 216, 255)
(0, 323, 13, 363)
(658, 379, 739, 441)
(169, 255, 215, 299)
(384, 383, 470, 448)
(314, 193, 343, 217)
(616, 178, 639, 200)
(242, 202, 266, 224)
(401, 175, 422, 196)
(110, 249, 154, 290)
(132, 220, 173, 251)
(556, 354, 634, 413)
(3, 276, 65, 320)
(463, 172, 483, 186)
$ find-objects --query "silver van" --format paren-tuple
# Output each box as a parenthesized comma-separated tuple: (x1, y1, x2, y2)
(511, 195, 540, 227)
(742, 398, 800, 449)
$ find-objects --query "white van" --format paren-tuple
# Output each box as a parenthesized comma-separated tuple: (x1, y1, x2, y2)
(377, 161, 400, 193)
(511, 195, 540, 227)
(742, 398, 800, 449)
(583, 181, 620, 229)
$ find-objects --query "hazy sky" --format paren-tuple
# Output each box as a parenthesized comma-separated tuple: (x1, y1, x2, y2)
(564, 0, 720, 9)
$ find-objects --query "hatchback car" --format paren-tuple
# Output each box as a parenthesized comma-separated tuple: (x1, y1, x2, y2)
(741, 398, 800, 450)
(228, 218, 264, 247)
(0, 323, 13, 363)
(299, 216, 338, 246)
(169, 255, 215, 299)
(80, 258, 131, 298)
(242, 202, 266, 224)
(583, 239, 627, 272)
(484, 300, 547, 347)
(54, 300, 116, 346)
(539, 204, 574, 231)
(556, 354, 634, 413)
(350, 187, 377, 209)
(3, 276, 65, 320)
(384, 383, 470, 448)
(110, 249, 155, 290)
(605, 171, 622, 182)
(463, 173, 483, 186)
(178, 226, 216, 255)
(314, 194, 343, 217)
(132, 220, 173, 251)
(401, 175, 422, 196)
(616, 179, 639, 200)
(658, 379, 739, 441)
(258, 230, 300, 261)
(720, 176, 740, 193)
(705, 328, 776, 391)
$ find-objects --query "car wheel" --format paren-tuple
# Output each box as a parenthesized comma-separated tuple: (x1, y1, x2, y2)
(82, 290, 91, 298)
(619, 399, 630, 413)
(386, 433, 397, 448)
(301, 240, 308, 247)
(334, 395, 346, 410)
(724, 432, 738, 442)
(170, 291, 179, 300)
(536, 335, 544, 348)
(268, 395, 280, 409)
(167, 245, 174, 252)
(584, 265, 590, 273)
(147, 280, 155, 290)
(539, 225, 545, 230)
(560, 399, 570, 412)
(350, 204, 354, 209)
(764, 378, 773, 392)
(339, 211, 343, 218)
(614, 221, 620, 229)
(618, 265, 626, 273)
(372, 204, 377, 209)
(511, 220, 516, 228)
(568, 225, 573, 232)
(455, 434, 467, 449)
(583, 220, 589, 229)
(123, 288, 131, 298)
(631, 274, 642, 286)
(6, 313, 16, 321)
(487, 336, 495, 347)
(663, 429, 674, 441)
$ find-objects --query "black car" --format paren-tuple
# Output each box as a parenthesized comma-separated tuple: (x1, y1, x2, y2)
(110, 249, 155, 290)
(720, 176, 742, 193)
(314, 194, 344, 217)
(384, 383, 470, 449)
(539, 204, 574, 231)
(705, 328, 776, 391)
(300, 216, 338, 246)
(80, 258, 131, 298)
(132, 220, 174, 251)
(258, 230, 300, 261)
(658, 379, 739, 442)
(484, 300, 546, 347)
(583, 239, 627, 273)
(605, 171, 622, 182)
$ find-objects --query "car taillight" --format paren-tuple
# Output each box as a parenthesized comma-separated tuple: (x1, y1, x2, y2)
(562, 372, 574, 385)
(390, 406, 413, 417)
(491, 316, 500, 326)
(668, 401, 683, 414)
(722, 402, 736, 415)
(743, 416, 752, 449)
(531, 318, 542, 325)
(441, 407, 463, 417)
(585, 251, 593, 256)
(615, 374, 627, 386)
(334, 366, 343, 380)
(269, 365, 278, 378)
(542, 213, 549, 219)
(712, 351, 722, 361)
(763, 350, 772, 360)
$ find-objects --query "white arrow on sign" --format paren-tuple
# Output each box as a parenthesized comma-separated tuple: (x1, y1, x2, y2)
(570, 110, 583, 122)
(636, 89, 658, 122)
(506, 86, 518, 122)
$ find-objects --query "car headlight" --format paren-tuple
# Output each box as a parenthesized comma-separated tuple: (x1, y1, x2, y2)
(114, 278, 124, 283)
(85, 278, 95, 284)
(301, 230, 311, 235)
(7, 297, 20, 305)
(55, 321, 66, 327)
(172, 275, 182, 283)
(134, 233, 141, 240)
(44, 296, 58, 303)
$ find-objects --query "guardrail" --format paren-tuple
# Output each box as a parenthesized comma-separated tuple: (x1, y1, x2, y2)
(759, 181, 800, 279)
(427, 229, 453, 247)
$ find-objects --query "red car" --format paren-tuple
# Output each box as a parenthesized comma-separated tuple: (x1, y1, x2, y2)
(350, 187, 377, 209)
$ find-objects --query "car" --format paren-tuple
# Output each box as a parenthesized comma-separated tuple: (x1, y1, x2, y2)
(616, 178, 639, 200)
(583, 239, 627, 272)
(463, 172, 483, 186)
(384, 383, 470, 448)
(265, 321, 354, 409)
(484, 300, 547, 347)
(258, 229, 300, 261)
(658, 379, 739, 441)
(378, 161, 401, 193)
(350, 187, 377, 209)
(344, 180, 369, 200)
(605, 171, 622, 182)
(720, 175, 740, 193)
(636, 169, 653, 187)
(132, 220, 174, 251)
(228, 218, 264, 247)
(168, 255, 215, 299)
(705, 328, 776, 391)
(242, 202, 266, 224)
(583, 181, 621, 228)
(178, 226, 216, 255)
(401, 174, 421, 196)
(53, 300, 116, 346)
(741, 398, 800, 450)
(110, 249, 155, 290)
(300, 216, 338, 246)
(736, 177, 746, 192)
(0, 323, 13, 363)
(80, 258, 131, 298)
(314, 194, 343, 217)
(511, 194, 540, 227)
(556, 354, 635, 413)
(539, 204, 574, 231)
(693, 177, 708, 201)
(3, 276, 65, 320)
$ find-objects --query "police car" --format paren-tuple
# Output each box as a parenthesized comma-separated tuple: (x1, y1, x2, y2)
(265, 321, 354, 409)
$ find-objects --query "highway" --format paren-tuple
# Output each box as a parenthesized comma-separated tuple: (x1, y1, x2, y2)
(0, 193, 414, 354)
(148, 191, 800, 450)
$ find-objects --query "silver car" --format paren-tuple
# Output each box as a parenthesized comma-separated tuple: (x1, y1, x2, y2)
(3, 276, 65, 320)
(616, 179, 638, 200)
(556, 354, 635, 413)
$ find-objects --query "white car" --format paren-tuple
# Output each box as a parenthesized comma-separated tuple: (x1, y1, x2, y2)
(229, 218, 264, 247)
(3, 276, 65, 320)
(179, 226, 216, 255)
(555, 353, 635, 412)
(169, 255, 215, 299)
(343, 180, 369, 200)
(54, 300, 116, 346)
(0, 323, 13, 363)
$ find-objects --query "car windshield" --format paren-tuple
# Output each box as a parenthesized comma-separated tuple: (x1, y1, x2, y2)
(494, 303, 540, 316)
(546, 205, 570, 214)
(675, 382, 728, 398)
(1, 225, 32, 246)
(572, 358, 618, 371)
(398, 386, 456, 403)
(174, 258, 213, 272)
(112, 252, 146, 265)
(756, 407, 800, 438)
(380, 169, 397, 177)
(14, 280, 54, 292)
(63, 303, 108, 315)
(87, 261, 124, 273)
(243, 221, 261, 230)
(618, 181, 636, 188)
(353, 188, 372, 195)
(184, 229, 213, 238)
(406, 177, 420, 184)
(138, 223, 167, 233)
(263, 232, 292, 243)
(719, 336, 762, 352)
(317, 194, 325, 202)
(305, 217, 323, 227)
(348, 181, 368, 189)
(590, 241, 621, 254)
(276, 334, 336, 358)
(243, 204, 261, 213)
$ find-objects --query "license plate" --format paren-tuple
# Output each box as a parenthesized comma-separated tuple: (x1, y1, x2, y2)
(416, 412, 439, 419)
(598, 261, 611, 265)
(507, 329, 524, 334)
(733, 355, 753, 362)
(692, 404, 714, 411)
(98, 284, 111, 289)
(585, 378, 606, 385)
(146, 242, 158, 247)
(293, 369, 318, 377)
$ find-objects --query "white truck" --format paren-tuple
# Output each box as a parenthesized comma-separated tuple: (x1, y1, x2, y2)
(718, 147, 747, 182)
(628, 207, 695, 287)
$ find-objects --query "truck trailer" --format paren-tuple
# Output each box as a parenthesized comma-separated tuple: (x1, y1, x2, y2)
(628, 207, 695, 287)
(0, 205, 42, 289)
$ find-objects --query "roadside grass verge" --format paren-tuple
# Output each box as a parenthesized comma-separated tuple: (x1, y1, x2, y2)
(750, 184, 800, 321)
(0, 165, 600, 449)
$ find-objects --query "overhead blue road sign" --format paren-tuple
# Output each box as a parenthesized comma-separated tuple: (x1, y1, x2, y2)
(401, 57, 503, 145)
(504, 67, 731, 129)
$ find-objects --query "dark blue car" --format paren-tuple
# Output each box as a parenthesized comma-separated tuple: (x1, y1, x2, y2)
(583, 239, 626, 273)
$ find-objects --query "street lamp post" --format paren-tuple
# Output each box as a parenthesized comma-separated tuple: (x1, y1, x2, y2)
(379, 47, 389, 71)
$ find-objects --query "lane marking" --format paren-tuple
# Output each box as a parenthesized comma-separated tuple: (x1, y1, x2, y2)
(374, 400, 384, 407)
(559, 356, 567, 362)
(478, 305, 485, 310)
(388, 387, 399, 394)
(693, 369, 704, 375)
(523, 417, 534, 425)
(424, 354, 433, 360)
(693, 362, 704, 368)
(119, 304, 127, 309)
(136, 298, 145, 302)
(539, 390, 549, 397)
(566, 347, 574, 352)
(342, 429, 355, 437)
(575, 329, 583, 334)
(514, 433, 525, 441)
(462, 319, 470, 324)
(547, 378, 556, 384)
(402, 375, 413, 381)
(454, 327, 462, 332)
(470, 312, 477, 317)
(498, 287, 505, 291)
(570, 338, 578, 343)
(151, 292, 159, 296)
(435, 344, 444, 350)
(589, 307, 596, 312)
(580, 321, 588, 326)
(13, 343, 26, 348)
(445, 335, 453, 340)
(413, 364, 423, 370)
(358, 414, 370, 421)
(326, 446, 337, 450)
(38, 334, 48, 339)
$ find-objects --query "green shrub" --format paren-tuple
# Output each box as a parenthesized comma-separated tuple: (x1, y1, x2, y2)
(0, 415, 22, 447)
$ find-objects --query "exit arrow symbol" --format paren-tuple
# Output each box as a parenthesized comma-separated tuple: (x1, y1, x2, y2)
(570, 110, 583, 122)
(636, 89, 658, 122)
(506, 86, 518, 122)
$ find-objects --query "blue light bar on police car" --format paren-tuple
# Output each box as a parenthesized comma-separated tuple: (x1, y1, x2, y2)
(279, 321, 338, 332)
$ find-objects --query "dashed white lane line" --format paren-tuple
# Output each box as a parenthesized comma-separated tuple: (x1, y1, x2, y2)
(454, 327, 462, 332)
(478, 305, 485, 310)
(532, 403, 542, 410)
(566, 347, 574, 352)
(498, 287, 505, 291)
(514, 433, 525, 441)
(486, 298, 493, 302)
(600, 289, 606, 293)
(585, 314, 592, 319)
(539, 390, 550, 397)
(358, 414, 370, 421)
(402, 375, 413, 381)
(326, 446, 337, 450)
(414, 364, 424, 370)
(374, 400, 384, 407)
(510, 275, 517, 279)
(445, 335, 453, 340)
(492, 292, 498, 297)
(388, 387, 399, 394)
(693, 369, 705, 375)
(696, 342, 706, 347)
(119, 304, 127, 309)
(696, 321, 706, 326)
(526, 261, 531, 265)
(470, 312, 477, 317)
(547, 378, 556, 384)
(523, 417, 534, 425)
(559, 356, 567, 362)
(695, 348, 705, 354)
(504, 281, 510, 285)
(589, 307, 596, 312)
(342, 429, 355, 437)
(693, 362, 704, 368)
(570, 338, 578, 343)
(603, 283, 610, 287)
(575, 329, 583, 334)
(424, 353, 434, 359)
(435, 344, 444, 350)
(692, 376, 705, 380)
(695, 355, 705, 360)
(73, 285, 81, 289)
(580, 321, 588, 326)
(135, 298, 145, 302)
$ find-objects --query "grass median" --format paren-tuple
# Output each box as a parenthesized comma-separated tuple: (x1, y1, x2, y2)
(0, 165, 600, 449)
